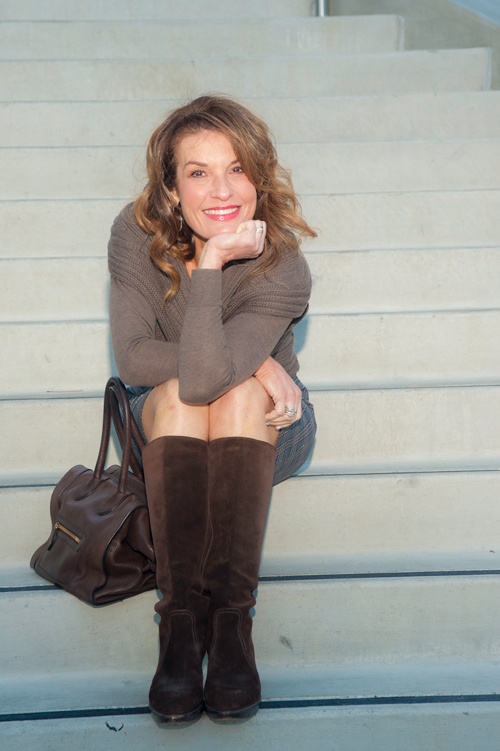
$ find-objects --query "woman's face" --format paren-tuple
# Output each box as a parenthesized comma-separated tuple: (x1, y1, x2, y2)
(171, 129, 257, 254)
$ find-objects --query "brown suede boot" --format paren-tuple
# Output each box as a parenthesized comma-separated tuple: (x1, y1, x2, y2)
(203, 436, 277, 721)
(142, 435, 210, 725)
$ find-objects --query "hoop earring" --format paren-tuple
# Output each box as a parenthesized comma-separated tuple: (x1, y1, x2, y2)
(177, 203, 183, 231)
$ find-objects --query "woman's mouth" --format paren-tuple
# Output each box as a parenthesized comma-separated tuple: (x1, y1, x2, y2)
(202, 206, 241, 222)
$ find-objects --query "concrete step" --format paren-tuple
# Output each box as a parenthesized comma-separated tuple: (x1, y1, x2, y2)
(4, 91, 500, 147)
(2, 248, 500, 322)
(3, 471, 500, 568)
(2, 702, 500, 751)
(308, 247, 500, 314)
(0, 0, 316, 21)
(7, 548, 500, 590)
(1, 386, 499, 486)
(1, 660, 499, 715)
(5, 139, 500, 200)
(0, 17, 404, 60)
(2, 310, 500, 396)
(3, 191, 500, 259)
(0, 48, 491, 102)
(3, 574, 500, 674)
(3, 701, 500, 751)
(298, 310, 500, 389)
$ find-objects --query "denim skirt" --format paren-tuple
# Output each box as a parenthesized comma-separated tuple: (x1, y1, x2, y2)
(126, 375, 316, 486)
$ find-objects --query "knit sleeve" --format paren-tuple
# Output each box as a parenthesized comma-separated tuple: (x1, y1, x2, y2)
(109, 278, 179, 386)
(177, 269, 303, 404)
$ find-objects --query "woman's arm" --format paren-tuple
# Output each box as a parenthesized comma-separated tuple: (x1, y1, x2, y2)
(109, 278, 179, 386)
(179, 221, 308, 404)
(178, 269, 295, 404)
(109, 275, 297, 402)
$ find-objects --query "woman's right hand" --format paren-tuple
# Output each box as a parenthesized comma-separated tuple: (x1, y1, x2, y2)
(254, 356, 302, 430)
(197, 220, 266, 270)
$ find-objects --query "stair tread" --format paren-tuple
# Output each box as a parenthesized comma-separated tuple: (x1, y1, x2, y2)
(0, 48, 490, 102)
(3, 91, 500, 147)
(0, 16, 403, 60)
(3, 310, 500, 396)
(2, 660, 500, 719)
(3, 191, 500, 258)
(2, 248, 500, 321)
(4, 550, 500, 592)
(3, 473, 500, 566)
(6, 138, 500, 200)
(0, 0, 314, 21)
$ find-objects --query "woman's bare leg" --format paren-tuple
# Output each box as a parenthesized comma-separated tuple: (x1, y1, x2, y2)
(141, 378, 209, 442)
(141, 376, 279, 447)
(208, 377, 279, 447)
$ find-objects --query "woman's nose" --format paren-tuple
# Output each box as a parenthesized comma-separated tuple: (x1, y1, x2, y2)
(211, 173, 233, 200)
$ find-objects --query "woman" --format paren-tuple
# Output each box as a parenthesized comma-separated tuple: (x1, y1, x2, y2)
(108, 95, 317, 725)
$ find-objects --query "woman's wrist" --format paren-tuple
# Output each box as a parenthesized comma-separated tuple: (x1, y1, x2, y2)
(254, 356, 275, 378)
(197, 240, 224, 270)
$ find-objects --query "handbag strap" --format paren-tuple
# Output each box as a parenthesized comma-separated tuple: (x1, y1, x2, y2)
(108, 381, 145, 480)
(93, 377, 143, 493)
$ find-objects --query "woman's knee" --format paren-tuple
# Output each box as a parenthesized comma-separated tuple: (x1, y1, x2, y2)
(218, 378, 271, 409)
(151, 378, 181, 409)
(208, 378, 274, 442)
(142, 378, 182, 432)
(142, 378, 209, 442)
(210, 378, 273, 421)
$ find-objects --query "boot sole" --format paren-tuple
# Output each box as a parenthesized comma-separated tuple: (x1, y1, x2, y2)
(204, 699, 260, 722)
(150, 702, 204, 726)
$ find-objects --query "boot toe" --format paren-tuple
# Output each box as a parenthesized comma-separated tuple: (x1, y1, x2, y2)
(149, 687, 204, 724)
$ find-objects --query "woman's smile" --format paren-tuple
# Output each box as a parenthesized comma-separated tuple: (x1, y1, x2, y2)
(202, 205, 241, 221)
(171, 129, 257, 252)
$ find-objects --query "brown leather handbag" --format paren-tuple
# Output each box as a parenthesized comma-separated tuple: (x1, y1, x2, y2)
(30, 377, 157, 605)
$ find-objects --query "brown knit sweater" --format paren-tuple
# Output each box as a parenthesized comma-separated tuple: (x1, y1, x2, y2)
(108, 204, 311, 404)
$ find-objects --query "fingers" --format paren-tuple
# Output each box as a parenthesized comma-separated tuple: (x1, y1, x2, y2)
(265, 391, 286, 424)
(265, 384, 302, 430)
(237, 220, 266, 243)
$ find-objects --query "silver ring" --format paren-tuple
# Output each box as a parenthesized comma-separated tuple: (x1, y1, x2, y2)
(284, 407, 297, 416)
(256, 225, 264, 234)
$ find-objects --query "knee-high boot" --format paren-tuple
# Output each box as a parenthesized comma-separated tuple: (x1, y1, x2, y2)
(203, 436, 277, 720)
(142, 435, 210, 724)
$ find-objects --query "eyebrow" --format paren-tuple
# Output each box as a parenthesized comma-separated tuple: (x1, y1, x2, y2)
(183, 159, 240, 169)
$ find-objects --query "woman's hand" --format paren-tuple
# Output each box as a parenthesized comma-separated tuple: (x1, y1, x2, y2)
(254, 356, 302, 430)
(198, 220, 266, 270)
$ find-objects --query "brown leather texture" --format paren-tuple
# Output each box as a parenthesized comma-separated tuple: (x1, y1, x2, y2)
(30, 378, 156, 606)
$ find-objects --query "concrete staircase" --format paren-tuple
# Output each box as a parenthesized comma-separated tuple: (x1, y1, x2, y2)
(1, 1, 500, 747)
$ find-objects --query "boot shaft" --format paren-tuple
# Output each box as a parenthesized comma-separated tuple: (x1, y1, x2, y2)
(142, 435, 210, 611)
(204, 436, 277, 611)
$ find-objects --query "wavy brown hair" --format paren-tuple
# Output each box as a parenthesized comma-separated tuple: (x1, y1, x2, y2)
(134, 94, 317, 301)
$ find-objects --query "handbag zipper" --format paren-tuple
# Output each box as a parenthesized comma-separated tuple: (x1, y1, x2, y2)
(54, 522, 82, 544)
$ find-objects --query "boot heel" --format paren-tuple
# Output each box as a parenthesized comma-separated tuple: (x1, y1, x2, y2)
(204, 700, 260, 722)
(150, 702, 204, 726)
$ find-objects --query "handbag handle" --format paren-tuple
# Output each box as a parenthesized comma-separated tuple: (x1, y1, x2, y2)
(108, 382, 145, 480)
(93, 377, 143, 494)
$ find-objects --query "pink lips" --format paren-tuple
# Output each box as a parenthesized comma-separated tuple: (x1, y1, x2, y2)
(203, 205, 241, 222)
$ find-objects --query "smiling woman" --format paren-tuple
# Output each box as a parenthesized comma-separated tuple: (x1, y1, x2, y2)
(107, 94, 317, 726)
(173, 129, 257, 228)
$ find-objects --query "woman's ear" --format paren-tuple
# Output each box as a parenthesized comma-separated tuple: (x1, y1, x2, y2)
(170, 186, 179, 206)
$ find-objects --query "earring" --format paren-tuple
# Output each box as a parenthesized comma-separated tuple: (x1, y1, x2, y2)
(177, 203, 183, 231)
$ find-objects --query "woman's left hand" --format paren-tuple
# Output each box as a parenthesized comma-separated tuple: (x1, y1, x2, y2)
(254, 356, 302, 430)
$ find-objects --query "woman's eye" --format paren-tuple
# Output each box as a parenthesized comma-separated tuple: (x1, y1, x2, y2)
(232, 166, 244, 173)
(189, 170, 205, 177)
